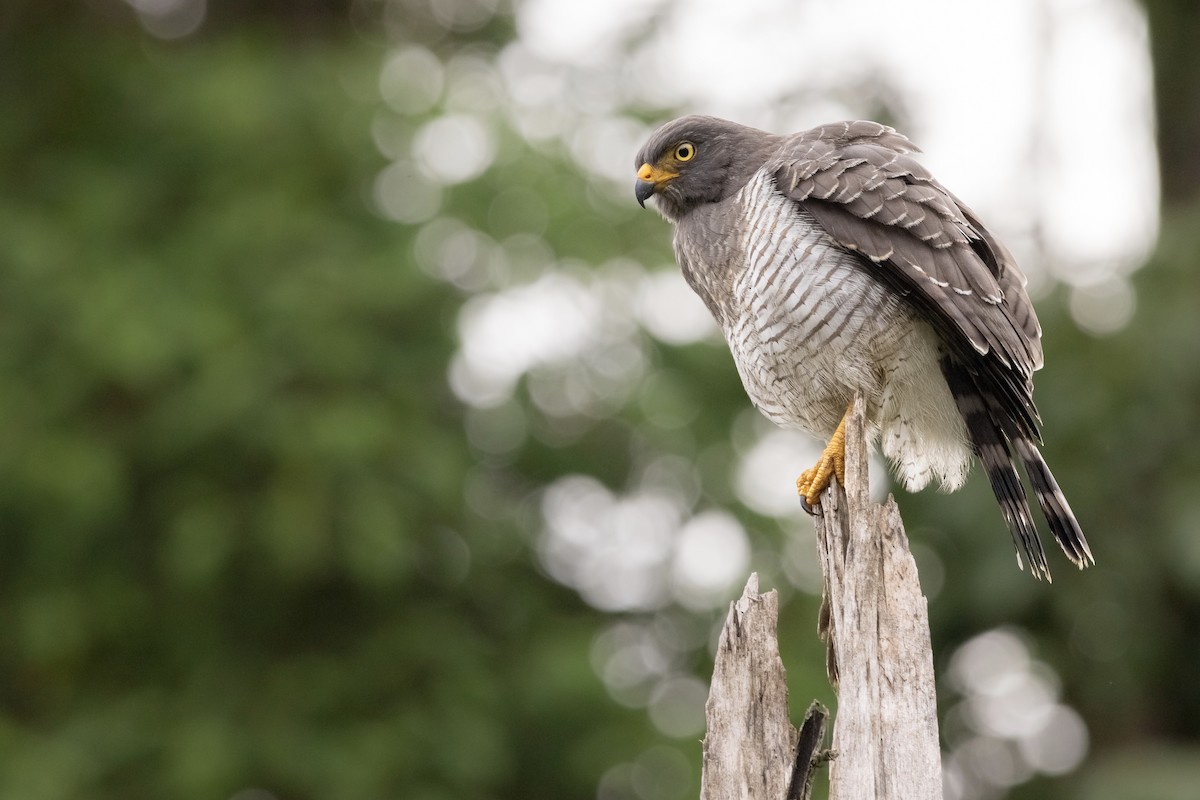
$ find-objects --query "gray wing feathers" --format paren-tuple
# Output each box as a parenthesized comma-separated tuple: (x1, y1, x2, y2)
(954, 199, 1045, 369)
(771, 124, 1041, 382)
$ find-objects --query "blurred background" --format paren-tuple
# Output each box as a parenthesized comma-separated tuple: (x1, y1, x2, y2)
(3, 0, 1200, 798)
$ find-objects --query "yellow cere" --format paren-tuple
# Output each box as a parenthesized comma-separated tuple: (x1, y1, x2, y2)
(637, 163, 679, 184)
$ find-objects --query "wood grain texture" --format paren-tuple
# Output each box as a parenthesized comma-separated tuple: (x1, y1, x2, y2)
(699, 395, 942, 799)
(701, 574, 799, 800)
(814, 395, 943, 800)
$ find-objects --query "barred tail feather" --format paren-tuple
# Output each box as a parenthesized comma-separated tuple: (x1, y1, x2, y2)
(1013, 437, 1094, 568)
(969, 406, 1051, 581)
(941, 360, 1052, 580)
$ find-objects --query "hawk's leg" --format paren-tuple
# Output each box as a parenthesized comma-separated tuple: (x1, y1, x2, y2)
(796, 404, 852, 509)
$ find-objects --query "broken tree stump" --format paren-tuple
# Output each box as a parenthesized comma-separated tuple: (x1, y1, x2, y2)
(700, 396, 942, 800)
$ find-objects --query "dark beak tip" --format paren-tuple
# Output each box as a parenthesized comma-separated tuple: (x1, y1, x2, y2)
(634, 179, 656, 208)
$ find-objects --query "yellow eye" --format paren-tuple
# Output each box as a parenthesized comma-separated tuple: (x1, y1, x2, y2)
(674, 142, 696, 162)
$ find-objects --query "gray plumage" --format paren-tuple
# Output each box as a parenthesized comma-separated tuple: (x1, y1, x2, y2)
(634, 115, 1092, 579)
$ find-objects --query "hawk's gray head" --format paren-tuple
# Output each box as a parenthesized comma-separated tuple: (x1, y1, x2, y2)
(634, 115, 780, 222)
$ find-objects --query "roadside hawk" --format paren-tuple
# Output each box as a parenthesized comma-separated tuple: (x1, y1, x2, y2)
(634, 115, 1093, 580)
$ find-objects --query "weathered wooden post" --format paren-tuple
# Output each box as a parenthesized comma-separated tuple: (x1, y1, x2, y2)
(700, 395, 942, 800)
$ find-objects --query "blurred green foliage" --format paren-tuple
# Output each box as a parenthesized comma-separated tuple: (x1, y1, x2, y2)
(0, 10, 670, 800)
(4, 3, 1200, 800)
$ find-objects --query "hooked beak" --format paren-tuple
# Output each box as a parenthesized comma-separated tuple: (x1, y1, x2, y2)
(634, 163, 676, 208)
(635, 179, 656, 208)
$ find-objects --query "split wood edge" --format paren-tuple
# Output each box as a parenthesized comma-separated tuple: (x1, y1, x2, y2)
(700, 397, 942, 800)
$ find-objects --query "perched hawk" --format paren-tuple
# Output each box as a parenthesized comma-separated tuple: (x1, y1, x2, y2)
(634, 115, 1092, 580)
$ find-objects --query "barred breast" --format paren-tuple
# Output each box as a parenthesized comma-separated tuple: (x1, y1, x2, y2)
(720, 169, 972, 492)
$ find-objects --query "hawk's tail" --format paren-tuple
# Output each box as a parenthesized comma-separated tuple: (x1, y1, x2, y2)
(951, 379, 1051, 581)
(941, 360, 1091, 580)
(1013, 437, 1094, 569)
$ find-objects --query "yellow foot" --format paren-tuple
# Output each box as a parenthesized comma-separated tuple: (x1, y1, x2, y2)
(796, 407, 850, 509)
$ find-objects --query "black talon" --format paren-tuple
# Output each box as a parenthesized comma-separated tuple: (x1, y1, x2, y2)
(800, 494, 822, 516)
